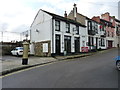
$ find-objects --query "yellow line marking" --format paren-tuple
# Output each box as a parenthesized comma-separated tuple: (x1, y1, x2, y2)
(0, 49, 114, 78)
(0, 62, 56, 78)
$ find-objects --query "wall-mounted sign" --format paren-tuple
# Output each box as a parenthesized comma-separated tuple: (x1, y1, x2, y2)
(81, 47, 88, 52)
(43, 43, 48, 53)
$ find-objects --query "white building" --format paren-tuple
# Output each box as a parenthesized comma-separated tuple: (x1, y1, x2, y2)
(87, 18, 107, 50)
(118, 1, 120, 20)
(30, 9, 88, 56)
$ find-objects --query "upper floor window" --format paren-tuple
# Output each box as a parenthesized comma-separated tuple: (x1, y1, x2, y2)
(75, 25, 79, 34)
(107, 31, 110, 37)
(66, 23, 70, 33)
(95, 23, 98, 34)
(55, 20, 60, 31)
(101, 39, 105, 46)
(112, 32, 114, 37)
(88, 21, 91, 30)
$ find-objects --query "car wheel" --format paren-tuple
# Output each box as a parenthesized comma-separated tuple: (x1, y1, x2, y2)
(116, 61, 120, 71)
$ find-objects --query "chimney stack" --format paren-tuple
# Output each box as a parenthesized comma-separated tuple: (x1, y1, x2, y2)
(64, 11, 67, 18)
(73, 3, 77, 20)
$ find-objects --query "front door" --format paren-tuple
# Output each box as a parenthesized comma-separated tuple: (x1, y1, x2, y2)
(96, 37, 98, 49)
(108, 41, 113, 48)
(75, 37, 80, 53)
(55, 35, 61, 54)
(64, 36, 71, 54)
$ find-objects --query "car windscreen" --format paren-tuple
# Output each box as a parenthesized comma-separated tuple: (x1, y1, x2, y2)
(16, 47, 23, 50)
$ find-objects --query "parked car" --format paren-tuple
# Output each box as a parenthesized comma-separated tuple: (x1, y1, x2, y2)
(11, 47, 24, 56)
(115, 56, 120, 71)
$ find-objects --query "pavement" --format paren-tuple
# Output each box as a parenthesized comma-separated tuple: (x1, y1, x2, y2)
(0, 49, 114, 76)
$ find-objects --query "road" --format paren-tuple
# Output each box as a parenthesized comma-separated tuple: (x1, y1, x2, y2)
(2, 48, 120, 88)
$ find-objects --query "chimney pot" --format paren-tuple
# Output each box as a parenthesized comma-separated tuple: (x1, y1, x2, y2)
(64, 11, 67, 18)
(73, 3, 77, 19)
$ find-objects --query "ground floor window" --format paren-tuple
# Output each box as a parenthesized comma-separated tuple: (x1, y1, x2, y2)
(101, 39, 105, 47)
(88, 36, 94, 46)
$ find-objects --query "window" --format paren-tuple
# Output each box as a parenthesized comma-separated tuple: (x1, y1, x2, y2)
(92, 22, 95, 31)
(55, 20, 60, 31)
(88, 21, 91, 31)
(101, 39, 105, 46)
(82, 41, 85, 47)
(95, 23, 98, 34)
(76, 25, 79, 34)
(111, 32, 114, 37)
(100, 25, 102, 31)
(66, 23, 70, 33)
(88, 36, 94, 46)
(99, 41, 101, 46)
(107, 31, 110, 37)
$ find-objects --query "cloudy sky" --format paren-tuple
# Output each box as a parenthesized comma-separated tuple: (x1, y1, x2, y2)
(0, 0, 119, 33)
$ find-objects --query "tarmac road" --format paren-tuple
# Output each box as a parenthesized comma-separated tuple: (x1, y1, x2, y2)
(2, 48, 119, 88)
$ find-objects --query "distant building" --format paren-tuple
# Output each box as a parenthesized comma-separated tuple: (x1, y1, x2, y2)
(68, 4, 107, 50)
(93, 12, 116, 48)
(118, 1, 120, 20)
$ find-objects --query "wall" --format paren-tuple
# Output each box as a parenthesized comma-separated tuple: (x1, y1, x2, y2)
(67, 11, 86, 25)
(1, 42, 22, 55)
(34, 41, 51, 56)
(30, 10, 52, 43)
(30, 10, 53, 55)
(53, 19, 87, 54)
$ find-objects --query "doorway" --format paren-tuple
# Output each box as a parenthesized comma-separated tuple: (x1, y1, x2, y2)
(75, 37, 80, 53)
(55, 34, 61, 54)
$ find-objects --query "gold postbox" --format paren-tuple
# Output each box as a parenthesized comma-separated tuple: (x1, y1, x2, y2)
(22, 41, 29, 65)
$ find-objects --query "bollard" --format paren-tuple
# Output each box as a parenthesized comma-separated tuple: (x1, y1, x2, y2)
(22, 41, 29, 65)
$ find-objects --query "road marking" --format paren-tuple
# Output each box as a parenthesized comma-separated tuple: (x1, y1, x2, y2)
(0, 48, 115, 79)
(0, 62, 56, 78)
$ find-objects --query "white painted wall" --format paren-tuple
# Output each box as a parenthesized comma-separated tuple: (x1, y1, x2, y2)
(53, 19, 87, 53)
(30, 10, 53, 54)
(30, 10, 52, 43)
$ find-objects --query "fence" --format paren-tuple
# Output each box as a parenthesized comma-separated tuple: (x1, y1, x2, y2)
(0, 30, 30, 42)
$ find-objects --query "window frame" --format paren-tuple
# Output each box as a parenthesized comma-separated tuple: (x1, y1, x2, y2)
(66, 23, 70, 33)
(55, 20, 60, 31)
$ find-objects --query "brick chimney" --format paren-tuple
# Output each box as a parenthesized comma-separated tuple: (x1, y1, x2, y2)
(101, 12, 110, 21)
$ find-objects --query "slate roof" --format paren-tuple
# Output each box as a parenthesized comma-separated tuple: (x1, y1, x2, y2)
(115, 19, 120, 23)
(100, 19, 115, 28)
(41, 9, 86, 27)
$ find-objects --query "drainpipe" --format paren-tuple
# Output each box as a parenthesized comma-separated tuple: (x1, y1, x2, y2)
(52, 18, 54, 55)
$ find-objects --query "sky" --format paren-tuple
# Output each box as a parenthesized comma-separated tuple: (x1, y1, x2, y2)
(0, 0, 119, 33)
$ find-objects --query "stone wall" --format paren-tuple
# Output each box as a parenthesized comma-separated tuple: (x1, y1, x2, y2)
(34, 40, 51, 56)
(1, 42, 22, 55)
